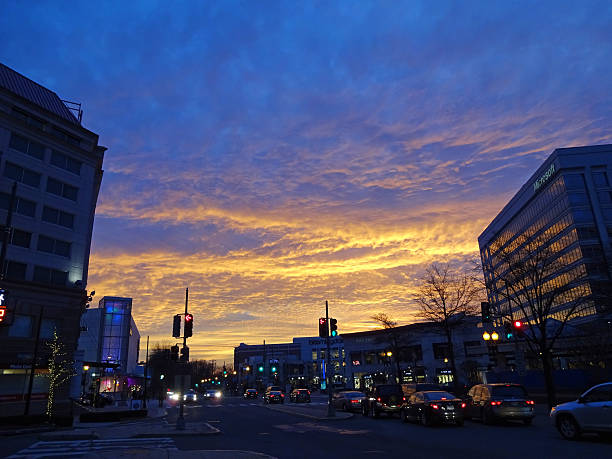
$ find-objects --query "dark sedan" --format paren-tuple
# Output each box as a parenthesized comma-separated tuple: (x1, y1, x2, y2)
(264, 390, 285, 404)
(332, 390, 366, 411)
(290, 389, 311, 403)
(243, 388, 258, 399)
(400, 391, 466, 426)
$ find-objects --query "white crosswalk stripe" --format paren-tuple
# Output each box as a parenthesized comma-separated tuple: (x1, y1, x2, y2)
(8, 437, 177, 458)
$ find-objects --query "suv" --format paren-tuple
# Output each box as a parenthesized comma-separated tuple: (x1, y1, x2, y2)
(362, 384, 404, 418)
(466, 383, 535, 425)
(550, 382, 612, 440)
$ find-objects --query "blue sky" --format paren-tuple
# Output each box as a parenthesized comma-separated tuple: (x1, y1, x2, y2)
(2, 1, 611, 361)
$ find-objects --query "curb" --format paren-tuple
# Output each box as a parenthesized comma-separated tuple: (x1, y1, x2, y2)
(0, 426, 56, 437)
(264, 405, 353, 421)
(39, 431, 100, 440)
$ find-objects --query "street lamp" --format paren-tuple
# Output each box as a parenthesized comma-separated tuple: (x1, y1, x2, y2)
(491, 331, 499, 341)
(483, 331, 491, 341)
(83, 365, 90, 371)
(386, 351, 393, 357)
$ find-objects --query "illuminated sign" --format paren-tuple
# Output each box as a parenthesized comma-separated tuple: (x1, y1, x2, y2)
(0, 288, 6, 323)
(533, 163, 555, 192)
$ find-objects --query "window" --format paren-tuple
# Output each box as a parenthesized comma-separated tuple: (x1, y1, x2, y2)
(568, 192, 589, 206)
(42, 206, 74, 229)
(577, 227, 598, 240)
(601, 208, 612, 222)
(573, 209, 594, 223)
(46, 177, 78, 201)
(41, 318, 62, 339)
(3, 162, 41, 188)
(10, 229, 31, 248)
(50, 127, 80, 146)
(433, 343, 449, 360)
(9, 133, 45, 160)
(6, 261, 26, 280)
(564, 174, 585, 190)
(592, 172, 609, 188)
(50, 150, 81, 175)
(8, 315, 33, 338)
(0, 193, 36, 218)
(597, 192, 612, 204)
(33, 266, 68, 286)
(12, 108, 45, 130)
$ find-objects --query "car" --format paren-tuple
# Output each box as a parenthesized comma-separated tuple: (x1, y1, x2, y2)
(466, 383, 535, 425)
(204, 389, 222, 400)
(400, 391, 466, 426)
(266, 385, 283, 393)
(264, 389, 284, 404)
(244, 388, 258, 399)
(401, 383, 443, 397)
(361, 384, 404, 418)
(550, 382, 612, 440)
(184, 389, 197, 403)
(289, 388, 311, 403)
(332, 390, 366, 411)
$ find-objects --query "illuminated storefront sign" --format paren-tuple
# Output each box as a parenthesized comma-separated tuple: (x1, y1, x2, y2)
(533, 163, 556, 192)
(0, 288, 6, 323)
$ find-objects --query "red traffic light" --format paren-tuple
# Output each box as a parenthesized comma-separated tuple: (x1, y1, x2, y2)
(319, 318, 326, 325)
(186, 313, 193, 322)
(513, 320, 522, 328)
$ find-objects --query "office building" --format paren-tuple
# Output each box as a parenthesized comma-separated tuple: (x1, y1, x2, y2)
(0, 62, 105, 411)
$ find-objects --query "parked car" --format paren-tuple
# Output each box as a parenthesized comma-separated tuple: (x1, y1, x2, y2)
(400, 391, 466, 426)
(244, 388, 258, 399)
(466, 383, 535, 425)
(184, 389, 197, 403)
(362, 384, 404, 418)
(264, 389, 285, 404)
(332, 390, 366, 412)
(550, 382, 612, 440)
(402, 383, 443, 397)
(80, 392, 112, 408)
(289, 388, 311, 403)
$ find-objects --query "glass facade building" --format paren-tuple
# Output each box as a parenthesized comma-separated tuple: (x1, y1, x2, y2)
(479, 144, 612, 325)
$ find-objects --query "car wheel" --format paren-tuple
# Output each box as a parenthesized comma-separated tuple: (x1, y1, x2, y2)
(482, 408, 493, 425)
(342, 403, 348, 411)
(362, 405, 369, 417)
(557, 415, 581, 440)
(456, 418, 464, 427)
(371, 406, 379, 418)
(400, 409, 408, 423)
(523, 418, 533, 426)
(421, 411, 431, 427)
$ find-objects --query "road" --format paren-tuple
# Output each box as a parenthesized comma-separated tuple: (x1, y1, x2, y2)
(168, 395, 611, 458)
(4, 395, 611, 458)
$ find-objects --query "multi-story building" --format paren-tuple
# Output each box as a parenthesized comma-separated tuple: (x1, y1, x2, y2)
(73, 297, 140, 398)
(342, 318, 490, 390)
(0, 62, 105, 411)
(479, 144, 612, 327)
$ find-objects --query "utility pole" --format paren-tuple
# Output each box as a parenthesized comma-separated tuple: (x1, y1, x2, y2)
(325, 300, 335, 417)
(24, 306, 43, 415)
(0, 182, 17, 280)
(143, 335, 149, 409)
(176, 287, 188, 430)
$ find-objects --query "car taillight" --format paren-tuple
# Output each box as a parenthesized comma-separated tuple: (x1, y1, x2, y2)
(402, 397, 406, 401)
(307, 391, 310, 395)
(377, 397, 381, 402)
(431, 404, 439, 410)
(490, 401, 502, 406)
(281, 394, 284, 397)
(460, 402, 466, 408)
(526, 400, 535, 405)
(351, 399, 360, 403)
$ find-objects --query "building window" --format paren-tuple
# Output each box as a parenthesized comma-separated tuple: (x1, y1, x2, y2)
(3, 162, 41, 188)
(50, 150, 82, 175)
(10, 229, 31, 248)
(564, 174, 585, 190)
(0, 193, 36, 217)
(364, 351, 376, 365)
(37, 235, 71, 258)
(46, 177, 78, 201)
(592, 172, 609, 188)
(8, 315, 33, 337)
(42, 206, 74, 229)
(311, 350, 317, 361)
(433, 343, 449, 360)
(12, 108, 45, 130)
(9, 133, 45, 160)
(6, 261, 26, 280)
(33, 266, 68, 286)
(50, 127, 80, 146)
(568, 192, 589, 207)
(576, 227, 598, 240)
(573, 209, 594, 223)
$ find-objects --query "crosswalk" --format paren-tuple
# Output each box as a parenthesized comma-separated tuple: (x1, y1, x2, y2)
(8, 437, 177, 458)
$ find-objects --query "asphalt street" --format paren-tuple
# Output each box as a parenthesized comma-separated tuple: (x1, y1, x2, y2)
(168, 395, 612, 459)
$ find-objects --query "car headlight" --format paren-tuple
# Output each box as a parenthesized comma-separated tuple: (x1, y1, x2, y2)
(215, 391, 222, 398)
(193, 395, 197, 401)
(170, 394, 179, 401)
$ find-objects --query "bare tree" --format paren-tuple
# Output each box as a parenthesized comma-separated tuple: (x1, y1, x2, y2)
(415, 263, 482, 391)
(45, 329, 76, 419)
(370, 313, 403, 383)
(485, 230, 591, 408)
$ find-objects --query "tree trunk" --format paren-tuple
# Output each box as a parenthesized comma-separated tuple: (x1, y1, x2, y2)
(395, 355, 401, 384)
(445, 327, 459, 393)
(541, 348, 557, 409)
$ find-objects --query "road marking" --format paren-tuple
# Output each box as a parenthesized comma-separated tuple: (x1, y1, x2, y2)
(274, 423, 369, 435)
(8, 438, 177, 458)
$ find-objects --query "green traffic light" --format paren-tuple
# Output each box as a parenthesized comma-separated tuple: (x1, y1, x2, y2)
(507, 333, 513, 339)
(258, 366, 264, 372)
(271, 366, 277, 372)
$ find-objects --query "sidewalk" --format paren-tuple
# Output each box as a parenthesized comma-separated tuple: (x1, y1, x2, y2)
(265, 403, 353, 420)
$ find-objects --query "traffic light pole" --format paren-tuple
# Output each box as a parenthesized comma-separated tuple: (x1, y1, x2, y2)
(325, 300, 335, 417)
(176, 288, 188, 431)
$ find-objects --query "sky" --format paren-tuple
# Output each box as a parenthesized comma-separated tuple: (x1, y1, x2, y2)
(2, 1, 612, 362)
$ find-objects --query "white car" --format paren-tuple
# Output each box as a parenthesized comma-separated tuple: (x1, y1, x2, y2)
(550, 382, 612, 440)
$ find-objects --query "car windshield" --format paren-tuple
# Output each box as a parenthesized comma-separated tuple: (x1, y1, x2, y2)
(297, 389, 308, 393)
(343, 392, 365, 398)
(270, 391, 282, 394)
(423, 391, 456, 401)
(491, 385, 527, 397)
(378, 385, 403, 396)
(246, 389, 256, 392)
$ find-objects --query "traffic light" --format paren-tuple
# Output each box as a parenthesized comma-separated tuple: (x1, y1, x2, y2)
(504, 322, 513, 339)
(180, 346, 189, 362)
(258, 364, 264, 373)
(184, 313, 193, 337)
(170, 345, 179, 361)
(481, 302, 491, 323)
(172, 314, 181, 338)
(318, 318, 328, 338)
(329, 318, 338, 337)
(513, 320, 524, 337)
(271, 366, 277, 373)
